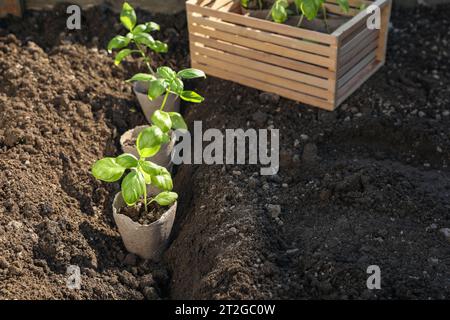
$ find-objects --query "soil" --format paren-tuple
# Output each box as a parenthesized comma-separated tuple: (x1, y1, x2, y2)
(120, 202, 167, 225)
(0, 3, 449, 300)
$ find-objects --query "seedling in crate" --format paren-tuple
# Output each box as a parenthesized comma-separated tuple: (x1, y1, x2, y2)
(91, 126, 178, 210)
(269, 0, 350, 32)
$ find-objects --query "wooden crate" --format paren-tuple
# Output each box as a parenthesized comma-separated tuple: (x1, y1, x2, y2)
(186, 0, 392, 110)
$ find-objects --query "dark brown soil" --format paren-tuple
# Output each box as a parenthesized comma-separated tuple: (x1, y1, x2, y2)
(120, 202, 167, 225)
(0, 4, 187, 300)
(165, 5, 450, 299)
(0, 3, 449, 300)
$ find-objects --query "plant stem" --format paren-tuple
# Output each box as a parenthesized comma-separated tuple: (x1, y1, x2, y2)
(143, 185, 148, 213)
(135, 42, 156, 76)
(258, 0, 263, 10)
(321, 4, 330, 34)
(160, 90, 170, 111)
(297, 14, 304, 28)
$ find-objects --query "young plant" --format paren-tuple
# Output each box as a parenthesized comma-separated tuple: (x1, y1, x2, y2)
(107, 2, 168, 74)
(268, 0, 350, 33)
(92, 126, 178, 211)
(108, 2, 206, 113)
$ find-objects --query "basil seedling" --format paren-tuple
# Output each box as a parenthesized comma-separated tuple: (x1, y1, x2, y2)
(107, 2, 168, 72)
(92, 126, 178, 210)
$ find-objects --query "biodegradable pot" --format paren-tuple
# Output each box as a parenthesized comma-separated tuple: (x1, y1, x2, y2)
(133, 81, 180, 123)
(120, 125, 176, 169)
(112, 192, 177, 260)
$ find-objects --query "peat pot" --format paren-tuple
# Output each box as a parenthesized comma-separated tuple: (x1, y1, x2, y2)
(133, 81, 180, 123)
(120, 125, 176, 169)
(112, 192, 177, 260)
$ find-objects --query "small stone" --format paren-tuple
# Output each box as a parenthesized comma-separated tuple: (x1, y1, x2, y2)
(302, 143, 318, 163)
(139, 274, 155, 289)
(286, 248, 299, 255)
(123, 253, 137, 266)
(294, 139, 300, 147)
(439, 228, 450, 241)
(300, 134, 309, 141)
(418, 111, 426, 118)
(259, 92, 280, 104)
(232, 170, 241, 176)
(252, 111, 268, 126)
(267, 204, 281, 218)
(437, 146, 443, 153)
(142, 286, 159, 300)
(229, 227, 237, 234)
(0, 257, 9, 269)
(282, 183, 288, 188)
(424, 163, 431, 168)
(442, 110, 450, 117)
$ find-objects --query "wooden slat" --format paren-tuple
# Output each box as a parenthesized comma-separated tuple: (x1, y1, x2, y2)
(338, 51, 376, 88)
(187, 2, 337, 45)
(340, 27, 378, 57)
(192, 51, 333, 99)
(324, 3, 359, 17)
(338, 39, 378, 75)
(190, 24, 334, 69)
(190, 34, 334, 79)
(332, 0, 388, 39)
(189, 13, 334, 57)
(326, 0, 372, 9)
(211, 0, 231, 9)
(192, 61, 335, 110)
(192, 43, 331, 89)
(376, 0, 392, 62)
(337, 60, 383, 105)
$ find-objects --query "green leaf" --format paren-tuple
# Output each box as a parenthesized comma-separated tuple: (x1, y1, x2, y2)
(337, 0, 349, 13)
(161, 132, 170, 144)
(120, 2, 137, 31)
(168, 112, 187, 130)
(271, 1, 288, 23)
(107, 35, 130, 53)
(116, 153, 138, 168)
(114, 49, 135, 66)
(121, 170, 145, 206)
(153, 191, 178, 206)
(149, 40, 168, 53)
(157, 66, 177, 81)
(138, 166, 152, 184)
(177, 68, 206, 79)
(300, 0, 320, 20)
(148, 79, 168, 100)
(145, 21, 160, 32)
(139, 160, 164, 176)
(126, 73, 156, 83)
(180, 90, 204, 103)
(151, 110, 172, 133)
(134, 32, 155, 47)
(151, 168, 173, 191)
(136, 126, 164, 158)
(170, 77, 184, 95)
(91, 158, 125, 182)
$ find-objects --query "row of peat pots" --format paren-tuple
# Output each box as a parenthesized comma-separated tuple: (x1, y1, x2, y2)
(115, 83, 179, 260)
